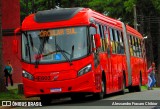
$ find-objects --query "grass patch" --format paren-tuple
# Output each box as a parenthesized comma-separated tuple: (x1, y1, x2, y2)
(0, 89, 23, 100)
(141, 85, 148, 90)
(141, 85, 160, 90)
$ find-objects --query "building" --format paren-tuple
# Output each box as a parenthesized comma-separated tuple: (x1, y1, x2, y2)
(0, 0, 21, 83)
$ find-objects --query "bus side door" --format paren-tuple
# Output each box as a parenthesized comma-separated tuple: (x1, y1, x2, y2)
(104, 26, 112, 94)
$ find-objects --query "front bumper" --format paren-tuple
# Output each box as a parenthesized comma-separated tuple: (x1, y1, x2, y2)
(23, 72, 98, 97)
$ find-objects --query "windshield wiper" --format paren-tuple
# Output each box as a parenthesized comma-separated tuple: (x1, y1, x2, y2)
(42, 50, 70, 57)
(35, 38, 45, 68)
(40, 45, 74, 63)
(70, 45, 74, 60)
(56, 44, 73, 66)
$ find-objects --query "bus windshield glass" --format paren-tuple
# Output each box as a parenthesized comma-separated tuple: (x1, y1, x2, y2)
(22, 26, 88, 64)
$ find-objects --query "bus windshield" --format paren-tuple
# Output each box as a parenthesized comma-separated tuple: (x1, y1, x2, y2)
(22, 26, 88, 64)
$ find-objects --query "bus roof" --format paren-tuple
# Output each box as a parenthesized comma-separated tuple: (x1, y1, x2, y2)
(22, 8, 90, 30)
(21, 7, 143, 39)
(126, 25, 143, 39)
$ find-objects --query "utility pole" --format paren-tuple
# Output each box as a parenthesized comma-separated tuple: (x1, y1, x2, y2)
(133, 4, 138, 30)
(31, 0, 35, 13)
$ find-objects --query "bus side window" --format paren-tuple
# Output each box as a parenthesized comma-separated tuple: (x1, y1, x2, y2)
(96, 24, 102, 51)
(114, 29, 118, 54)
(132, 36, 136, 56)
(138, 38, 141, 57)
(89, 27, 96, 35)
(129, 35, 134, 56)
(112, 29, 116, 54)
(119, 31, 124, 54)
(115, 30, 123, 54)
(99, 25, 106, 51)
(139, 39, 142, 57)
(134, 37, 139, 57)
(109, 28, 115, 54)
(104, 26, 110, 54)
(89, 26, 96, 52)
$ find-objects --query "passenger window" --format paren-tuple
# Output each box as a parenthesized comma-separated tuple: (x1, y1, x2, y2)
(109, 28, 113, 41)
(114, 30, 119, 54)
(129, 35, 134, 56)
(119, 31, 124, 54)
(97, 24, 106, 52)
(138, 39, 142, 57)
(132, 36, 136, 56)
(104, 26, 110, 54)
(116, 30, 124, 54)
(89, 27, 96, 36)
(109, 28, 116, 54)
(135, 37, 140, 57)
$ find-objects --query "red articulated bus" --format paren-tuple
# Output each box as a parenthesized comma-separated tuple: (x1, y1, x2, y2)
(14, 7, 148, 105)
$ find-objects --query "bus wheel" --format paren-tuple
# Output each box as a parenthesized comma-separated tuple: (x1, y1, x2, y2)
(135, 76, 142, 92)
(94, 78, 105, 100)
(128, 86, 134, 92)
(120, 77, 126, 94)
(40, 95, 52, 106)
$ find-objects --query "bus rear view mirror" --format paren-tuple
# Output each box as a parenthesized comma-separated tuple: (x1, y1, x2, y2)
(94, 34, 101, 49)
(14, 27, 21, 34)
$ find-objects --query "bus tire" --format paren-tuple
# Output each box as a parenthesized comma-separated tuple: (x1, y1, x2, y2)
(135, 75, 142, 92)
(94, 78, 106, 100)
(128, 86, 134, 92)
(40, 95, 52, 106)
(120, 76, 126, 94)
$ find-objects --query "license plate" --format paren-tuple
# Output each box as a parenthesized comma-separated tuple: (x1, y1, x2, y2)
(50, 88, 62, 92)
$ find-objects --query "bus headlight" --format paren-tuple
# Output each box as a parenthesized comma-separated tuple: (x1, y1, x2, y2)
(22, 70, 34, 80)
(78, 64, 92, 76)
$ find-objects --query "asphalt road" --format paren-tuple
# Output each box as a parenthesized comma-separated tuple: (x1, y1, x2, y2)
(13, 88, 160, 109)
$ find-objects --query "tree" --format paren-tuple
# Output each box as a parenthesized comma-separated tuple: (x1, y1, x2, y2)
(152, 0, 160, 87)
(20, 0, 56, 21)
(88, 0, 135, 25)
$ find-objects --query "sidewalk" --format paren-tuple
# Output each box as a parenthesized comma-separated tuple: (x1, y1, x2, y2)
(6, 83, 40, 100)
(6, 83, 19, 90)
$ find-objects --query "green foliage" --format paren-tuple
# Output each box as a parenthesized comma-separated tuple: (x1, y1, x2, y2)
(20, 0, 55, 21)
(124, 0, 137, 12)
(88, 0, 134, 25)
(20, 0, 160, 23)
(61, 0, 91, 8)
(0, 89, 22, 100)
(152, 0, 160, 13)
